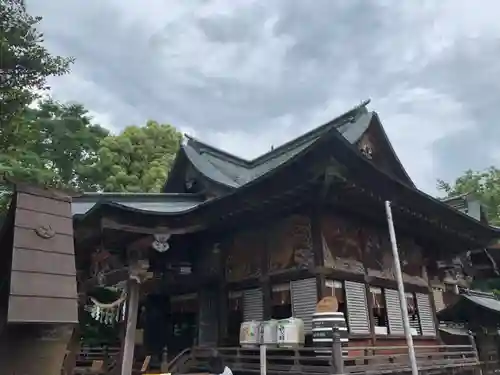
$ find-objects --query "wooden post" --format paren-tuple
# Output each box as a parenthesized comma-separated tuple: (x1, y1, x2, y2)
(331, 329, 344, 375)
(311, 205, 327, 300)
(160, 346, 169, 373)
(121, 279, 140, 375)
(102, 345, 109, 373)
(468, 333, 483, 375)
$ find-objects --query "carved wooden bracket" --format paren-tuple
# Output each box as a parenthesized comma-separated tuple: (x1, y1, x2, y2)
(359, 143, 373, 160)
(129, 259, 153, 284)
(152, 233, 171, 253)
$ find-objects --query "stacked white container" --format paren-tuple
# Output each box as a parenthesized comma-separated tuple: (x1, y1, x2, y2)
(260, 320, 279, 347)
(277, 317, 305, 348)
(239, 321, 261, 348)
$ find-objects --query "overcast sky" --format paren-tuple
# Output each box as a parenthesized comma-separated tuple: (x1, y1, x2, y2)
(26, 0, 500, 195)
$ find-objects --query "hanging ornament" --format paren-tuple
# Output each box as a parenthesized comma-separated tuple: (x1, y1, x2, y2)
(152, 233, 171, 253)
(85, 283, 128, 325)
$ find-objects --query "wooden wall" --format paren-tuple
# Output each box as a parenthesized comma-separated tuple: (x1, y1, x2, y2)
(7, 188, 78, 324)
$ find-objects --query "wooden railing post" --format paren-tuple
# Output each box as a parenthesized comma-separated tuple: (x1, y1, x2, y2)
(160, 346, 169, 373)
(468, 333, 483, 375)
(103, 345, 109, 373)
(331, 328, 344, 375)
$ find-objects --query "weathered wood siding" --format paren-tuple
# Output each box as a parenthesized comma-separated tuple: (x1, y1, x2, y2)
(7, 189, 78, 324)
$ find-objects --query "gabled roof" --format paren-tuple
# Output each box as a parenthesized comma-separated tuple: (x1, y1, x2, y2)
(76, 104, 500, 249)
(442, 193, 489, 223)
(164, 100, 374, 191)
(368, 112, 415, 188)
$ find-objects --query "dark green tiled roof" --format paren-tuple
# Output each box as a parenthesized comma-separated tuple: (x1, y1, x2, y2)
(183, 103, 373, 188)
(72, 192, 204, 216)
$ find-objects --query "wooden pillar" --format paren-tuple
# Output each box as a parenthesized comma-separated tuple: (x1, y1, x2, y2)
(61, 325, 80, 375)
(311, 205, 326, 299)
(218, 241, 229, 345)
(359, 229, 376, 345)
(121, 279, 140, 375)
(261, 227, 272, 320)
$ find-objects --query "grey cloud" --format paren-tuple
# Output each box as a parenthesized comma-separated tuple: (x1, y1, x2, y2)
(26, 0, 500, 193)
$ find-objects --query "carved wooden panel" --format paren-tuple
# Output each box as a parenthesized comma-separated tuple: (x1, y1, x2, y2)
(399, 237, 427, 285)
(268, 215, 314, 272)
(356, 120, 409, 184)
(320, 214, 364, 274)
(363, 226, 426, 284)
(226, 228, 263, 282)
(357, 132, 375, 160)
(362, 227, 394, 279)
(8, 189, 78, 324)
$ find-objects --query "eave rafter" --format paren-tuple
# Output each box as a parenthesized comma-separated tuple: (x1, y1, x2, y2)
(332, 178, 490, 249)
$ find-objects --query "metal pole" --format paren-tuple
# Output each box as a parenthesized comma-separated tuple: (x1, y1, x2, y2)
(331, 328, 344, 375)
(385, 201, 418, 375)
(260, 344, 267, 375)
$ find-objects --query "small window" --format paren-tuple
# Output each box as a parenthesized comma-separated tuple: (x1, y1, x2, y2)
(370, 287, 388, 335)
(271, 283, 292, 319)
(325, 280, 346, 314)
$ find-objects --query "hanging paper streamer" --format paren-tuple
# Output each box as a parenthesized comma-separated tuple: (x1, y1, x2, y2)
(85, 282, 128, 325)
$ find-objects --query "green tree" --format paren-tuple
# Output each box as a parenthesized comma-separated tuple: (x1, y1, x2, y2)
(0, 99, 109, 221)
(88, 121, 182, 192)
(0, 0, 73, 124)
(1, 99, 109, 189)
(437, 166, 500, 226)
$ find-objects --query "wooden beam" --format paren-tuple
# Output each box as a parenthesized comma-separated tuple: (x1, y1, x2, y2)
(121, 279, 140, 375)
(82, 267, 130, 290)
(101, 217, 204, 235)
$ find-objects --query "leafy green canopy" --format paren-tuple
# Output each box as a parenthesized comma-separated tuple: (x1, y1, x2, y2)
(437, 166, 500, 226)
(0, 0, 73, 124)
(87, 121, 182, 192)
(0, 0, 184, 346)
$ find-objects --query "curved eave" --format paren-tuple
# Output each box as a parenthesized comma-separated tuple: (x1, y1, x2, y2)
(324, 124, 499, 243)
(77, 120, 500, 244)
(437, 295, 500, 323)
(74, 128, 335, 229)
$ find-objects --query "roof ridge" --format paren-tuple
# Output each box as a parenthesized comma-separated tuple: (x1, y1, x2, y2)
(183, 99, 370, 168)
(184, 135, 250, 167)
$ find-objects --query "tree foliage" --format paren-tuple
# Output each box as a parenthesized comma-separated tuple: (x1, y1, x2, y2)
(0, 0, 73, 124)
(88, 121, 182, 192)
(1, 99, 109, 189)
(437, 167, 500, 226)
(0, 99, 109, 222)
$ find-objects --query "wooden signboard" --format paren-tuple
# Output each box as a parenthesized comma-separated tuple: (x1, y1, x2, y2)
(7, 185, 78, 324)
